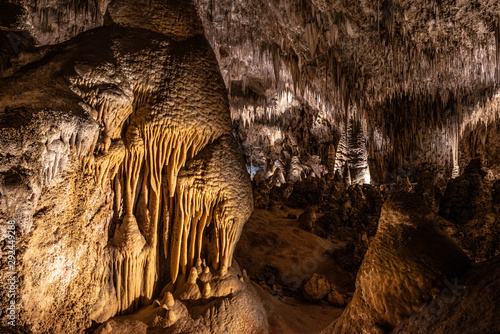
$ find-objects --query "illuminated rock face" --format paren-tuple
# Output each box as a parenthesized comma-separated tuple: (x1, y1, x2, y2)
(0, 1, 261, 332)
(196, 0, 500, 182)
(324, 193, 470, 333)
(393, 255, 500, 334)
(334, 119, 370, 185)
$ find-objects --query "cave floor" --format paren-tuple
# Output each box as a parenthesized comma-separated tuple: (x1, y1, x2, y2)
(235, 206, 354, 333)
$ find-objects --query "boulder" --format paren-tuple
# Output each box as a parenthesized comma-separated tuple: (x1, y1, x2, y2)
(303, 273, 331, 302)
(298, 206, 317, 231)
(326, 289, 344, 307)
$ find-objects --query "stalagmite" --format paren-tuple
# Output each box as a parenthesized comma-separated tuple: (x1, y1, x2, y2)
(334, 122, 350, 179)
(161, 291, 176, 308)
(332, 116, 371, 184)
(202, 282, 212, 298)
(170, 135, 253, 283)
(2, 0, 500, 333)
(109, 214, 151, 314)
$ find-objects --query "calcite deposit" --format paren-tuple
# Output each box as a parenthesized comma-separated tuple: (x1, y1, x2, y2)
(0, 0, 264, 333)
(0, 0, 499, 333)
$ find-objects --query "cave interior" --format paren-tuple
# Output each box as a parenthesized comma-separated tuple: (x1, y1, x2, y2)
(0, 0, 499, 333)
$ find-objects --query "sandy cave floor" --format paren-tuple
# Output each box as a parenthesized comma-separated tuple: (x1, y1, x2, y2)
(235, 206, 354, 334)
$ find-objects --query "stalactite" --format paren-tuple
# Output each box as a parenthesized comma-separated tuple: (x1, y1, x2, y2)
(164, 134, 252, 285)
(213, 204, 240, 275)
(104, 119, 219, 312)
(94, 140, 126, 187)
(170, 181, 220, 283)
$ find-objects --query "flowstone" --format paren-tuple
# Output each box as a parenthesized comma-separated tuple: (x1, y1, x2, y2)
(0, 0, 266, 332)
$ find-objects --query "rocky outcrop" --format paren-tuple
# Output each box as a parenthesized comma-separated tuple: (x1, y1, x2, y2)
(440, 159, 499, 261)
(440, 159, 491, 226)
(303, 273, 331, 302)
(324, 193, 470, 333)
(94, 266, 268, 334)
(394, 256, 500, 334)
(287, 177, 327, 208)
(0, 0, 263, 332)
(316, 184, 383, 273)
(297, 206, 317, 232)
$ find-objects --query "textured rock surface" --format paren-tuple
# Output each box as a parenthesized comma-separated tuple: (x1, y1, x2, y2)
(195, 0, 500, 183)
(1, 0, 499, 333)
(439, 159, 500, 261)
(393, 255, 500, 334)
(94, 266, 268, 334)
(298, 206, 317, 232)
(0, 0, 264, 332)
(324, 193, 470, 333)
(326, 289, 344, 308)
(303, 273, 331, 302)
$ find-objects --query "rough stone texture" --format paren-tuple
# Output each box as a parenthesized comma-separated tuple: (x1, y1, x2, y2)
(297, 206, 317, 232)
(440, 159, 492, 226)
(393, 256, 500, 334)
(413, 163, 444, 213)
(195, 0, 500, 182)
(3, 0, 499, 183)
(439, 159, 500, 261)
(0, 0, 109, 46)
(323, 192, 470, 333)
(326, 289, 344, 307)
(0, 0, 265, 332)
(287, 176, 327, 208)
(1, 0, 500, 333)
(316, 184, 383, 273)
(95, 266, 269, 334)
(303, 273, 331, 302)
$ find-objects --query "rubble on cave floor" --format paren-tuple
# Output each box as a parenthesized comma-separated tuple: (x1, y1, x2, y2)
(234, 206, 354, 334)
(241, 160, 500, 333)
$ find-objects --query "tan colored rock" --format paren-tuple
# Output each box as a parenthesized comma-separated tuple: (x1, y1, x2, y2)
(324, 193, 470, 333)
(303, 273, 331, 302)
(202, 282, 212, 298)
(0, 0, 259, 332)
(327, 290, 344, 307)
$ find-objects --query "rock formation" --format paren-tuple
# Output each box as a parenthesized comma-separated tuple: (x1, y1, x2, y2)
(0, 0, 265, 332)
(1, 0, 499, 333)
(323, 193, 470, 333)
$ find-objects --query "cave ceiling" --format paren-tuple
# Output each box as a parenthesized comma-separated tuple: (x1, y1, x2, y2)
(1, 0, 500, 165)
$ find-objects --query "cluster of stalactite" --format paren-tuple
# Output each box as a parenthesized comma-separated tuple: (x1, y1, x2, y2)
(195, 0, 500, 178)
(81, 114, 250, 316)
(22, 0, 108, 45)
(170, 184, 221, 282)
(197, 0, 500, 109)
(334, 117, 370, 184)
(0, 0, 258, 331)
(107, 124, 219, 313)
(5, 0, 498, 187)
(70, 77, 242, 316)
(168, 134, 252, 285)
